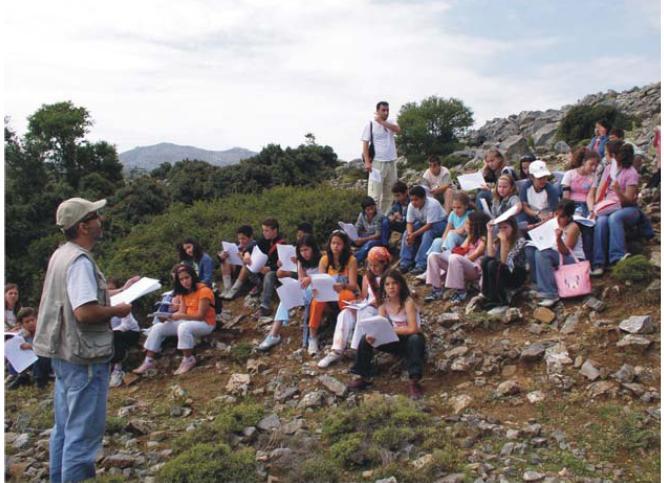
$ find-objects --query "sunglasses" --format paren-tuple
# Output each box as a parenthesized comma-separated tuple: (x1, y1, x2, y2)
(81, 211, 100, 223)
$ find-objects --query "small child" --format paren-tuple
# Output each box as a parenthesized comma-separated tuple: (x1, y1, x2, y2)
(353, 196, 387, 263)
(6, 307, 51, 390)
(107, 277, 142, 388)
(428, 191, 471, 255)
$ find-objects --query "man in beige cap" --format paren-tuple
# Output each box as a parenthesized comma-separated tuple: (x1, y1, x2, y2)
(33, 197, 133, 483)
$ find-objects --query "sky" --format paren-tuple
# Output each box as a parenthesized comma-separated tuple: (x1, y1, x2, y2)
(4, 0, 661, 161)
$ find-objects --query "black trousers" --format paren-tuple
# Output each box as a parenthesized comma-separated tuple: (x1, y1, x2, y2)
(111, 330, 141, 364)
(351, 333, 426, 380)
(481, 257, 527, 305)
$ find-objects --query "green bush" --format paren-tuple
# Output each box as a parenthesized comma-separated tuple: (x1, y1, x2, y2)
(158, 443, 258, 483)
(287, 456, 342, 483)
(557, 104, 636, 147)
(230, 342, 253, 365)
(105, 416, 127, 434)
(612, 255, 654, 283)
(329, 433, 366, 467)
(441, 153, 467, 169)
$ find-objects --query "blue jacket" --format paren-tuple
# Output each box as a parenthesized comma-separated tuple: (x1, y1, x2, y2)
(519, 180, 560, 223)
(588, 135, 608, 158)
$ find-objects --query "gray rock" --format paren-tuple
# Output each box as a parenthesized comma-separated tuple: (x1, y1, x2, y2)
(318, 375, 347, 397)
(587, 381, 617, 398)
(496, 380, 521, 397)
(298, 390, 325, 409)
(125, 419, 150, 436)
(282, 419, 304, 435)
(532, 123, 558, 147)
(499, 135, 530, 162)
(616, 334, 652, 350)
(583, 296, 606, 312)
(580, 360, 600, 381)
(612, 364, 635, 383)
(487, 306, 509, 319)
(103, 453, 144, 469)
(446, 346, 469, 358)
(274, 385, 299, 402)
(257, 414, 281, 431)
(437, 312, 461, 327)
(376, 478, 398, 483)
(526, 391, 545, 403)
(503, 307, 522, 323)
(622, 383, 647, 396)
(465, 295, 484, 314)
(225, 373, 251, 395)
(619, 315, 654, 334)
(520, 343, 545, 362)
(554, 140, 570, 154)
(13, 433, 29, 449)
(560, 313, 579, 334)
(522, 470, 545, 481)
(438, 474, 466, 483)
(450, 394, 472, 414)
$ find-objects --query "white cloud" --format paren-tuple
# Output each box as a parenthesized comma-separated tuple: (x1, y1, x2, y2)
(4, 0, 660, 161)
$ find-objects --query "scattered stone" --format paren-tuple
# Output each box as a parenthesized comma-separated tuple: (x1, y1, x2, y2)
(487, 306, 509, 319)
(437, 312, 461, 327)
(533, 307, 556, 324)
(445, 346, 469, 358)
(528, 323, 544, 335)
(616, 335, 652, 351)
(503, 307, 522, 323)
(149, 431, 169, 442)
(506, 429, 520, 439)
(103, 453, 144, 469)
(496, 380, 521, 397)
(282, 418, 304, 435)
(226, 373, 251, 395)
(580, 360, 600, 381)
(619, 315, 654, 334)
(411, 453, 433, 470)
(465, 295, 484, 314)
(526, 391, 545, 403)
(612, 364, 635, 383)
(560, 313, 579, 334)
(117, 405, 137, 418)
(318, 375, 347, 397)
(520, 343, 545, 362)
(125, 419, 150, 436)
(246, 358, 268, 373)
(646, 279, 660, 292)
(257, 414, 281, 431)
(169, 384, 187, 399)
(438, 474, 465, 483)
(587, 381, 617, 398)
(375, 478, 398, 483)
(622, 383, 647, 397)
(451, 356, 473, 372)
(450, 394, 472, 414)
(13, 433, 29, 449)
(502, 365, 517, 377)
(298, 390, 325, 409)
(544, 343, 572, 374)
(573, 355, 584, 368)
(584, 296, 606, 312)
(523, 470, 545, 481)
(554, 140, 570, 154)
(274, 385, 299, 402)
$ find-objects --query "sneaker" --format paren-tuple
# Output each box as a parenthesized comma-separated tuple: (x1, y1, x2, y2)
(174, 356, 196, 375)
(222, 286, 239, 300)
(347, 377, 371, 392)
(133, 358, 154, 375)
(258, 334, 281, 351)
(307, 336, 319, 355)
(317, 351, 342, 368)
(408, 380, 424, 400)
(450, 291, 468, 304)
(410, 267, 426, 276)
(590, 267, 604, 277)
(424, 289, 442, 303)
(415, 271, 428, 281)
(109, 369, 125, 388)
(618, 252, 632, 263)
(399, 265, 411, 274)
(538, 297, 559, 308)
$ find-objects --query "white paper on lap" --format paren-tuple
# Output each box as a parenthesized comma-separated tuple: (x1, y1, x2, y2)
(222, 242, 244, 266)
(310, 274, 339, 302)
(248, 245, 269, 273)
(350, 316, 399, 350)
(276, 277, 305, 309)
(526, 218, 559, 251)
(277, 244, 298, 272)
(5, 335, 38, 373)
(456, 171, 486, 191)
(111, 277, 162, 306)
(337, 222, 359, 241)
(493, 204, 520, 224)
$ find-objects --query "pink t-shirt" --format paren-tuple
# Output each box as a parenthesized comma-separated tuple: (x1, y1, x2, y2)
(561, 169, 596, 202)
(599, 165, 639, 203)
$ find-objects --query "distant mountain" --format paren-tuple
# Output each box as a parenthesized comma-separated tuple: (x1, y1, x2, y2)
(119, 142, 256, 172)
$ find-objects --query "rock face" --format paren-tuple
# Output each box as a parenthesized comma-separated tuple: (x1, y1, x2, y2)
(619, 315, 654, 334)
(498, 135, 531, 162)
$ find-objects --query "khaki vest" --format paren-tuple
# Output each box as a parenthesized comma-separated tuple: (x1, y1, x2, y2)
(33, 241, 113, 364)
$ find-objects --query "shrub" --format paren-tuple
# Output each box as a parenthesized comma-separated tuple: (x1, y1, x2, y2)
(105, 416, 127, 434)
(329, 433, 365, 467)
(288, 455, 342, 482)
(158, 443, 258, 483)
(612, 255, 654, 283)
(230, 342, 253, 365)
(557, 104, 636, 147)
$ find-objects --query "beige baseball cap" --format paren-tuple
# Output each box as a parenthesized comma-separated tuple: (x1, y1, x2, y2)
(56, 197, 107, 230)
(529, 160, 551, 179)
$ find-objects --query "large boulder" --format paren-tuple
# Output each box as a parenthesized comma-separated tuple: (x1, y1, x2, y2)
(498, 135, 530, 162)
(532, 123, 558, 147)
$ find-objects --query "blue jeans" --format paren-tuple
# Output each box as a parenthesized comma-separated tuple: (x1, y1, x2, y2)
(355, 240, 381, 263)
(534, 249, 576, 299)
(50, 359, 110, 483)
(274, 286, 313, 325)
(593, 206, 640, 267)
(400, 220, 446, 270)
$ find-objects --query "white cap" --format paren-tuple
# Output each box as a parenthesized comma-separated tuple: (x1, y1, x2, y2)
(529, 160, 551, 179)
(56, 198, 107, 230)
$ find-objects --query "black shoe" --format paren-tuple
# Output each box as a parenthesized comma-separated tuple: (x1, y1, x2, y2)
(259, 306, 271, 317)
(8, 373, 30, 390)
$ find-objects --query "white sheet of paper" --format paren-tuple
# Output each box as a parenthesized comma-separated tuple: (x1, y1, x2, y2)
(342, 299, 371, 311)
(369, 168, 382, 183)
(338, 222, 359, 241)
(480, 198, 493, 218)
(350, 316, 399, 350)
(493, 204, 521, 225)
(573, 214, 595, 227)
(310, 274, 339, 302)
(277, 244, 298, 272)
(457, 171, 486, 191)
(527, 218, 559, 251)
(248, 245, 269, 273)
(111, 277, 162, 306)
(276, 277, 305, 310)
(5, 335, 38, 373)
(222, 241, 244, 266)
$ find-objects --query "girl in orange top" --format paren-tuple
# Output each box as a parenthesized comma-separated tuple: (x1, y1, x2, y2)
(134, 264, 215, 375)
(308, 230, 358, 355)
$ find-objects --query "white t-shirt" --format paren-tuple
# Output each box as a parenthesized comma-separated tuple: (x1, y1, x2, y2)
(406, 197, 446, 225)
(422, 167, 451, 190)
(361, 120, 398, 162)
(526, 187, 549, 211)
(66, 256, 99, 310)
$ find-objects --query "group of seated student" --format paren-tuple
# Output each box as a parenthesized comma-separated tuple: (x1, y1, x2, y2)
(5, 307, 52, 390)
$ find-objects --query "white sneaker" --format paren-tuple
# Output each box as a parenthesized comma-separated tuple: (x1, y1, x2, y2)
(222, 286, 239, 300)
(307, 336, 319, 355)
(538, 297, 559, 308)
(317, 351, 342, 368)
(133, 358, 154, 375)
(109, 369, 125, 387)
(590, 267, 604, 277)
(258, 334, 281, 351)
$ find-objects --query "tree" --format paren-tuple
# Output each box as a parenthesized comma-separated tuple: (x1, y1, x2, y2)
(396, 96, 474, 166)
(557, 104, 636, 147)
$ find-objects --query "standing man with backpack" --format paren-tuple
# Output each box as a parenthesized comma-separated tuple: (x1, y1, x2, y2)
(362, 101, 401, 215)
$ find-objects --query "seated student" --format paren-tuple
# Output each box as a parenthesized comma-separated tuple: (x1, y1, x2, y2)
(296, 222, 314, 241)
(518, 154, 535, 181)
(347, 270, 426, 400)
(528, 200, 585, 308)
(399, 185, 447, 275)
(134, 264, 216, 375)
(490, 174, 522, 219)
(258, 235, 321, 351)
(318, 246, 391, 368)
(428, 191, 471, 255)
(587, 119, 610, 158)
(107, 277, 142, 388)
(477, 148, 517, 207)
(252, 218, 286, 316)
(480, 215, 528, 309)
(307, 231, 358, 355)
(519, 160, 559, 229)
(589, 141, 642, 276)
(353, 196, 388, 263)
(177, 238, 214, 288)
(562, 147, 600, 217)
(4, 283, 20, 331)
(218, 225, 257, 299)
(425, 211, 490, 303)
(6, 307, 52, 390)
(421, 155, 454, 213)
(387, 181, 410, 234)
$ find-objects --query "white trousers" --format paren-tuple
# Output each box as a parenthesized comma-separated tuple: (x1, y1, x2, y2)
(331, 305, 378, 352)
(143, 320, 214, 352)
(368, 160, 398, 215)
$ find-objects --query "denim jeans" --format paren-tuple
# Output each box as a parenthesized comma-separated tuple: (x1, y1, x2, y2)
(400, 220, 446, 270)
(260, 270, 279, 310)
(593, 206, 640, 267)
(534, 249, 576, 299)
(50, 359, 110, 483)
(355, 240, 381, 263)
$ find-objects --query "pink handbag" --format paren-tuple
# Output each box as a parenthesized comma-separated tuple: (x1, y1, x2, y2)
(593, 199, 621, 216)
(554, 252, 592, 298)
